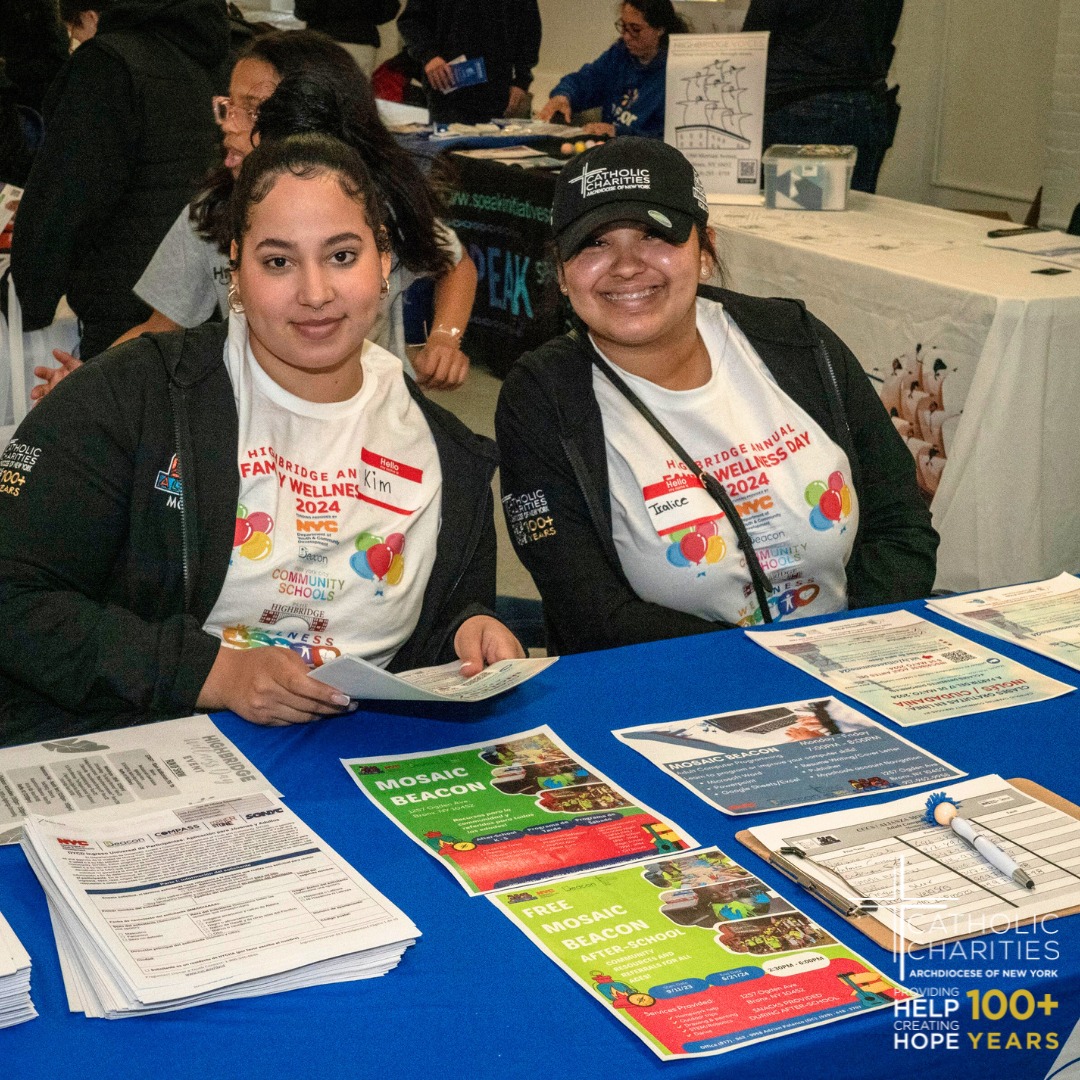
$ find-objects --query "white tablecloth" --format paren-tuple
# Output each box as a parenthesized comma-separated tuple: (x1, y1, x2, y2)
(709, 193, 1080, 592)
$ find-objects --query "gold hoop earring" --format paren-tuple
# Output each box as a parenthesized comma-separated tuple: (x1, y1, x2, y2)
(227, 281, 244, 313)
(380, 277, 390, 298)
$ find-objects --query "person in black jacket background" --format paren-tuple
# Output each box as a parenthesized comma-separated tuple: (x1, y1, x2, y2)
(398, 0, 541, 123)
(743, 0, 904, 193)
(10, 0, 231, 359)
(293, 0, 399, 76)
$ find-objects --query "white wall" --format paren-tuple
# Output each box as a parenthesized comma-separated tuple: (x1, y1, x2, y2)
(526, 0, 1066, 223)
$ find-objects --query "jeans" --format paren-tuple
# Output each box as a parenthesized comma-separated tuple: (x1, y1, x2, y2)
(763, 88, 898, 194)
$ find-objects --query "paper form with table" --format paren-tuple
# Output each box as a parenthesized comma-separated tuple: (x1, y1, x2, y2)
(0, 908, 35, 1028)
(746, 775, 1080, 948)
(20, 792, 419, 1017)
(746, 610, 1073, 726)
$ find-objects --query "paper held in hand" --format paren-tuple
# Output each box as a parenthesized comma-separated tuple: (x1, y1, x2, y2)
(311, 654, 557, 703)
(21, 793, 419, 1017)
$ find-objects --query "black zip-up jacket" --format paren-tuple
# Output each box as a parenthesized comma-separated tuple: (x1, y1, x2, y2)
(11, 0, 230, 335)
(0, 324, 500, 747)
(495, 287, 938, 655)
(398, 0, 541, 122)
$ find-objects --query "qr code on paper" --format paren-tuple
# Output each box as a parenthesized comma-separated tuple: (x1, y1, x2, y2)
(737, 158, 758, 182)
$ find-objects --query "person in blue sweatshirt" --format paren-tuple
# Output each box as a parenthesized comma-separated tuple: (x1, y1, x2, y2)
(537, 0, 688, 139)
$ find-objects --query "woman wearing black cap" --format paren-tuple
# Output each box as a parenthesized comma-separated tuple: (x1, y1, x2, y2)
(495, 137, 937, 655)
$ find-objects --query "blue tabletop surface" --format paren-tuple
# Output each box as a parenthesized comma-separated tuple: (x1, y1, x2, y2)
(5, 600, 1079, 1078)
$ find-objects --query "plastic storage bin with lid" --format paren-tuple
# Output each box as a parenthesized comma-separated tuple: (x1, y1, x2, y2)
(762, 145, 857, 210)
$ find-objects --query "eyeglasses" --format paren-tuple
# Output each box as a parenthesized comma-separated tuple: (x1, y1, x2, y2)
(615, 19, 648, 36)
(212, 96, 260, 128)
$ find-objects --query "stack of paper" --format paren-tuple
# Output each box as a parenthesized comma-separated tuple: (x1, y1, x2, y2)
(0, 909, 35, 1028)
(21, 794, 419, 1017)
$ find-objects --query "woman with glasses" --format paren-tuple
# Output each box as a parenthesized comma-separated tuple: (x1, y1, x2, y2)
(537, 0, 688, 139)
(1, 105, 522, 745)
(36, 30, 476, 395)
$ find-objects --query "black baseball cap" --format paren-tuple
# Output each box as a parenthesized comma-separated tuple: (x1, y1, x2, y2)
(551, 137, 710, 260)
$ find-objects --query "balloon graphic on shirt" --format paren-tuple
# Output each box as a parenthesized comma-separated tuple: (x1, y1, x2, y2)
(806, 475, 851, 531)
(696, 519, 718, 539)
(355, 531, 381, 552)
(247, 511, 273, 535)
(366, 542, 394, 580)
(705, 534, 726, 564)
(233, 506, 273, 559)
(670, 527, 693, 544)
(233, 517, 253, 547)
(804, 480, 827, 507)
(666, 543, 691, 568)
(240, 530, 273, 560)
(385, 532, 405, 555)
(350, 550, 375, 579)
(679, 531, 708, 565)
(818, 489, 842, 522)
(387, 553, 405, 586)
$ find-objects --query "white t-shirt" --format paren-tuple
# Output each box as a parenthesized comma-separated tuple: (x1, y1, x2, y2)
(595, 298, 858, 628)
(135, 210, 464, 370)
(203, 314, 442, 669)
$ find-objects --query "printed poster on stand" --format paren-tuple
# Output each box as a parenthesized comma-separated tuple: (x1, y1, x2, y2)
(664, 32, 768, 202)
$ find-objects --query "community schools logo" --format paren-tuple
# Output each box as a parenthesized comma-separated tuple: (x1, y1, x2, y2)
(569, 163, 650, 199)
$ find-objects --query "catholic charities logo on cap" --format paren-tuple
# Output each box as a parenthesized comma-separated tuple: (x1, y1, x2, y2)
(569, 163, 651, 199)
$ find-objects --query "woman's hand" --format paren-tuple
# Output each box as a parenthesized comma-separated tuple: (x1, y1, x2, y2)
(454, 615, 526, 677)
(582, 122, 616, 137)
(412, 334, 470, 390)
(539, 95, 572, 123)
(424, 55, 455, 94)
(31, 348, 82, 402)
(197, 646, 352, 727)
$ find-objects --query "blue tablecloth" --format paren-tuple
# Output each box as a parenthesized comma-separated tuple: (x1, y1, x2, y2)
(5, 601, 1079, 1078)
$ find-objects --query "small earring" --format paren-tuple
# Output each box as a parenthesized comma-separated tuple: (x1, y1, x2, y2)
(559, 285, 568, 295)
(700, 263, 711, 280)
(227, 281, 244, 313)
(380, 276, 390, 298)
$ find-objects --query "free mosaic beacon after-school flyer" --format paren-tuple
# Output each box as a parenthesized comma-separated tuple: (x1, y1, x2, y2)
(491, 847, 910, 1059)
(342, 726, 696, 895)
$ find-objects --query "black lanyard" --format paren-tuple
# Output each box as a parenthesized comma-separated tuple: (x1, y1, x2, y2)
(589, 351, 775, 625)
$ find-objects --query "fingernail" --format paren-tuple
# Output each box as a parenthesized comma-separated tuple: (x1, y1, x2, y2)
(331, 692, 351, 707)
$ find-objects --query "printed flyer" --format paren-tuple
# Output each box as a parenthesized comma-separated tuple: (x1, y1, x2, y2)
(0, 714, 278, 845)
(664, 32, 768, 201)
(928, 573, 1080, 672)
(614, 696, 964, 814)
(343, 726, 696, 895)
(491, 847, 910, 1058)
(746, 610, 1074, 726)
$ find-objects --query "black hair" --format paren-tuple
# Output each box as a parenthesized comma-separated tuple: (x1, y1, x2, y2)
(192, 30, 450, 277)
(621, 0, 690, 35)
(57, 0, 115, 24)
(230, 131, 390, 261)
(255, 69, 451, 275)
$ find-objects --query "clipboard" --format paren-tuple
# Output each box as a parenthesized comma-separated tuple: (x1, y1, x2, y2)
(736, 778, 1080, 952)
